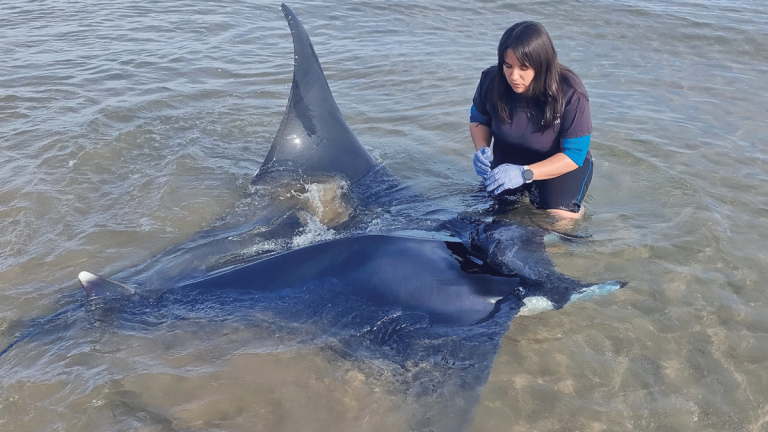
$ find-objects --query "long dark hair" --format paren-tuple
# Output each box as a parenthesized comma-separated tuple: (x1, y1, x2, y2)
(491, 21, 570, 130)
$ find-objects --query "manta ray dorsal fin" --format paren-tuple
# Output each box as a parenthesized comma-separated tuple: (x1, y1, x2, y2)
(257, 4, 377, 182)
(78, 271, 135, 298)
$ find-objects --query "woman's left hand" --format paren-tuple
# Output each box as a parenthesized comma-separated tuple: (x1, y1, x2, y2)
(485, 163, 525, 195)
(473, 147, 493, 178)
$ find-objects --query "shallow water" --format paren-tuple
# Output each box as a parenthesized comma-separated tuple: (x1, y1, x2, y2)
(2, 0, 768, 431)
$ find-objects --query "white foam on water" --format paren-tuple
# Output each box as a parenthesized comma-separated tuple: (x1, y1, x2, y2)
(518, 296, 555, 316)
(241, 238, 290, 256)
(291, 211, 337, 249)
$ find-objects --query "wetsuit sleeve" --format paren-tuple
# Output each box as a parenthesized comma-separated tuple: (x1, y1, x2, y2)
(559, 88, 592, 140)
(562, 135, 590, 167)
(470, 68, 494, 128)
(559, 77, 592, 166)
(470, 105, 491, 126)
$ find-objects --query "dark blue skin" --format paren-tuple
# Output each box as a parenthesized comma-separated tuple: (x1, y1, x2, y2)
(174, 235, 522, 326)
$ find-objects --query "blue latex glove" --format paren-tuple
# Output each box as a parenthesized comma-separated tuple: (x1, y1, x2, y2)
(485, 163, 525, 195)
(473, 147, 492, 178)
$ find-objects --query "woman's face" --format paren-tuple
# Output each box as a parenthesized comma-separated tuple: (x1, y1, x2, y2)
(503, 49, 535, 95)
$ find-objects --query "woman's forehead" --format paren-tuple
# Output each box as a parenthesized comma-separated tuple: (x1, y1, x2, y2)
(504, 49, 528, 65)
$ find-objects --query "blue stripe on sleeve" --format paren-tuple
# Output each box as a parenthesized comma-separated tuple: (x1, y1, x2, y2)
(470, 105, 489, 125)
(561, 135, 590, 167)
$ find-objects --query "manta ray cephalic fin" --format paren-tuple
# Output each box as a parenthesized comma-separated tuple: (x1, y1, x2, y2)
(78, 271, 135, 298)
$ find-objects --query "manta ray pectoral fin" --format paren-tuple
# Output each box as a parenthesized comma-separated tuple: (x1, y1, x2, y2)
(78, 271, 135, 298)
(254, 4, 377, 183)
(519, 281, 628, 316)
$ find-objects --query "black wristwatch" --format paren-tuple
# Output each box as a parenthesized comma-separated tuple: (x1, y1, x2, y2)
(522, 166, 534, 183)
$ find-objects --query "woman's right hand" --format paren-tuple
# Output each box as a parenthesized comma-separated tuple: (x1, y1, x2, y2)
(485, 163, 525, 195)
(473, 147, 492, 178)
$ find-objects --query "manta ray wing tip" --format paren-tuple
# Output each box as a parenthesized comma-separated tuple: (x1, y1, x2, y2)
(78, 271, 97, 284)
(78, 271, 134, 298)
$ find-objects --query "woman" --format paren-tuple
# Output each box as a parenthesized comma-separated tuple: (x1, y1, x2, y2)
(470, 21, 593, 219)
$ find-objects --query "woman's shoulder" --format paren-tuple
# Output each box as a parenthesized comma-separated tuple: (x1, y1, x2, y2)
(475, 65, 499, 105)
(478, 65, 497, 86)
(559, 67, 589, 99)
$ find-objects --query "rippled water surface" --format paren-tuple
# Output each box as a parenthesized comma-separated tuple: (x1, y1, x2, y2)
(2, 0, 768, 431)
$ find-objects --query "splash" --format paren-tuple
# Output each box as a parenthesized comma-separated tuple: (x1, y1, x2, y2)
(291, 211, 337, 249)
(518, 296, 555, 316)
(293, 177, 353, 227)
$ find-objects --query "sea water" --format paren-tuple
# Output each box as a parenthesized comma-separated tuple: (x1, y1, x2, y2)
(1, 0, 767, 430)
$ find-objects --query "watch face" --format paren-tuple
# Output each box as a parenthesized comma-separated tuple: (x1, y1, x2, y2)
(523, 169, 534, 181)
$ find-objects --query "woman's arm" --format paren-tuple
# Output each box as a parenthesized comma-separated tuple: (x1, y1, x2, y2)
(473, 125, 581, 181)
(470, 122, 492, 151)
(528, 152, 578, 180)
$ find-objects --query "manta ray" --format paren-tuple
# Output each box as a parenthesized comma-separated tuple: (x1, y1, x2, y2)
(0, 4, 625, 430)
(72, 3, 621, 324)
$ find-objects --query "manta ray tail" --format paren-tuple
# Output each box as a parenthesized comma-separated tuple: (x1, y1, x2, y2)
(78, 271, 135, 298)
